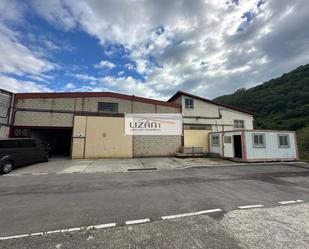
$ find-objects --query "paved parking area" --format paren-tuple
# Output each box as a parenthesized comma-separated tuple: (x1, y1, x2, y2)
(1, 164, 308, 238)
(11, 157, 233, 175)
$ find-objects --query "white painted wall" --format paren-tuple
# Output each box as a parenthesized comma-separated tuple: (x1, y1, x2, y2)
(209, 133, 222, 155)
(223, 131, 241, 157)
(245, 131, 297, 160)
(210, 130, 297, 161)
(180, 96, 253, 132)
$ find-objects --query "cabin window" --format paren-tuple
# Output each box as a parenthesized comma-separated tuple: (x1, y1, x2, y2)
(278, 134, 290, 148)
(98, 102, 118, 113)
(224, 136, 232, 143)
(212, 135, 220, 147)
(234, 120, 245, 129)
(252, 133, 265, 148)
(185, 98, 194, 109)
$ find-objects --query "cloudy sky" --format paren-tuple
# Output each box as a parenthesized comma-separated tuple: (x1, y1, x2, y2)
(0, 0, 308, 100)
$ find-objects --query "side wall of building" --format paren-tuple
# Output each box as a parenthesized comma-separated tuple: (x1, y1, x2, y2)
(245, 131, 297, 160)
(0, 90, 14, 139)
(180, 96, 254, 131)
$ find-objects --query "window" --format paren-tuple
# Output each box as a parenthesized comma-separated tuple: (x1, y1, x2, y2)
(252, 133, 265, 148)
(234, 120, 245, 129)
(184, 124, 212, 130)
(224, 136, 232, 143)
(212, 135, 220, 147)
(98, 102, 118, 113)
(278, 134, 290, 148)
(13, 128, 29, 137)
(185, 98, 194, 109)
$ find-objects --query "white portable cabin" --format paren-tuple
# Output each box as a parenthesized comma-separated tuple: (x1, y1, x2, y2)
(209, 130, 298, 162)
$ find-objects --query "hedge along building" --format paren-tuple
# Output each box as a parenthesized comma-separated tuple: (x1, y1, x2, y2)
(8, 92, 181, 158)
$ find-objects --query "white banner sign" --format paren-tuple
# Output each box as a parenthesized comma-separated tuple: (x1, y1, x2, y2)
(125, 113, 182, 135)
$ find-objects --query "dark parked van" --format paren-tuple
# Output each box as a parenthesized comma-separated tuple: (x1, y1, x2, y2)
(0, 138, 49, 174)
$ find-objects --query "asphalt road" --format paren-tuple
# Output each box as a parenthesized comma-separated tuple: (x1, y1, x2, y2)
(0, 164, 309, 237)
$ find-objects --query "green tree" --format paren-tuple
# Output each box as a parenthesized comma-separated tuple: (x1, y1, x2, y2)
(298, 127, 309, 161)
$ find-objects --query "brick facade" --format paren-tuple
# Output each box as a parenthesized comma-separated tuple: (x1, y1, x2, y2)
(13, 94, 182, 157)
(133, 136, 181, 157)
(14, 96, 179, 127)
(0, 90, 13, 139)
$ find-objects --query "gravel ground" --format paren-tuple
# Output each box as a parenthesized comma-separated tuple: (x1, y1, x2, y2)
(0, 215, 241, 249)
(1, 204, 308, 249)
(221, 203, 309, 249)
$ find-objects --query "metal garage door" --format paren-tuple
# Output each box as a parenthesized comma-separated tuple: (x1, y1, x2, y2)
(71, 115, 132, 159)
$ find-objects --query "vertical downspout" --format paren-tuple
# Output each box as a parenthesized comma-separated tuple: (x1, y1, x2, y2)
(8, 93, 16, 138)
(83, 116, 88, 159)
(131, 96, 134, 158)
(294, 132, 299, 161)
(221, 132, 224, 157)
(180, 99, 184, 147)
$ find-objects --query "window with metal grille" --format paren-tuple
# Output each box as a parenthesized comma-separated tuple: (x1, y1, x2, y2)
(224, 136, 232, 143)
(98, 102, 118, 113)
(278, 134, 290, 148)
(252, 133, 265, 148)
(13, 128, 29, 137)
(234, 120, 245, 129)
(185, 98, 194, 109)
(212, 135, 220, 147)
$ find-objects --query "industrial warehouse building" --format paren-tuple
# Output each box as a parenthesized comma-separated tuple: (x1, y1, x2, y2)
(0, 91, 181, 158)
(2, 88, 297, 161)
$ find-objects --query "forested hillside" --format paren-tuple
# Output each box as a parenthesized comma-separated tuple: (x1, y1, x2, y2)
(215, 64, 309, 160)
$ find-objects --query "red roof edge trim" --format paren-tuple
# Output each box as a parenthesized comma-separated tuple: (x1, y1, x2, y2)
(15, 91, 180, 109)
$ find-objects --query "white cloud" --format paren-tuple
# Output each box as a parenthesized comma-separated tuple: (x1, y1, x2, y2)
(66, 73, 98, 81)
(94, 60, 116, 69)
(124, 63, 135, 71)
(99, 76, 158, 99)
(65, 82, 75, 89)
(8, 0, 309, 98)
(0, 76, 51, 92)
(0, 24, 55, 76)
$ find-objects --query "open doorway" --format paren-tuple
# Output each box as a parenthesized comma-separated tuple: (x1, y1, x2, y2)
(31, 128, 72, 157)
(233, 135, 243, 158)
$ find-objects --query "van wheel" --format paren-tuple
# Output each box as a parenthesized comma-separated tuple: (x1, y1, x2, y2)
(0, 160, 14, 174)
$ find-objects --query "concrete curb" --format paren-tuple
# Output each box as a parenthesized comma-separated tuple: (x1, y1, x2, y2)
(180, 161, 308, 170)
(2, 161, 307, 177)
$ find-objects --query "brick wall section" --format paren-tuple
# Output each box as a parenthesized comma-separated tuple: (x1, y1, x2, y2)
(0, 91, 12, 124)
(0, 126, 10, 139)
(133, 136, 181, 157)
(14, 97, 179, 127)
(15, 111, 74, 127)
(0, 90, 13, 139)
